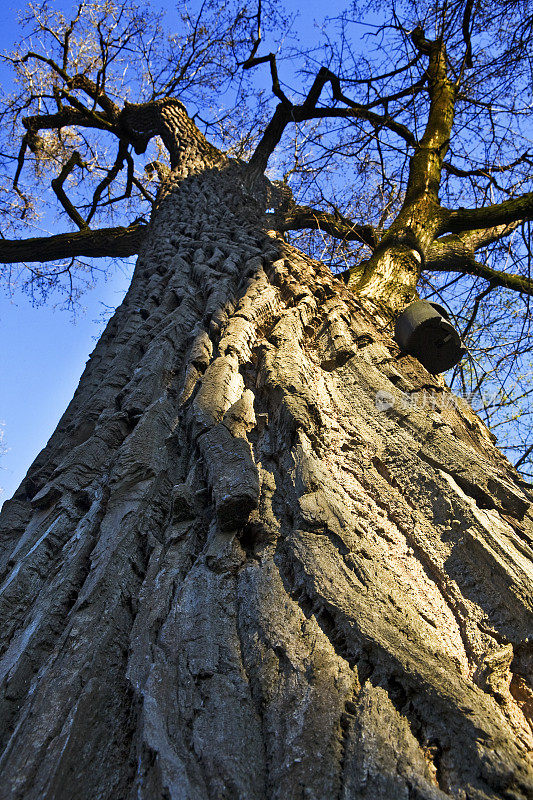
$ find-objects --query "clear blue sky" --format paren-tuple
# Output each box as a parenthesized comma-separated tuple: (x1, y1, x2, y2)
(0, 0, 348, 503)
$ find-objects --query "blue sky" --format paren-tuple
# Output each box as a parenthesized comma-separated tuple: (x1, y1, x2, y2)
(0, 0, 350, 502)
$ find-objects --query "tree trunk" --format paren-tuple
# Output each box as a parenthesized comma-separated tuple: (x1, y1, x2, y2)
(0, 158, 532, 800)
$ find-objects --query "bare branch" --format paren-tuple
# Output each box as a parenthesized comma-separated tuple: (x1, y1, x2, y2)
(248, 64, 418, 174)
(22, 108, 116, 137)
(242, 51, 291, 106)
(461, 282, 495, 338)
(427, 249, 533, 296)
(461, 0, 475, 69)
(241, 0, 262, 64)
(443, 151, 533, 182)
(514, 444, 533, 470)
(86, 140, 130, 224)
(51, 151, 88, 230)
(240, 1, 291, 106)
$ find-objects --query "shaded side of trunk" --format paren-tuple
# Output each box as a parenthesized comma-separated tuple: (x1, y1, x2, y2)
(0, 161, 532, 800)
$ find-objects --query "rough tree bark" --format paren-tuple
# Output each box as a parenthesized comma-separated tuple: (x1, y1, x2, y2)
(0, 110, 532, 800)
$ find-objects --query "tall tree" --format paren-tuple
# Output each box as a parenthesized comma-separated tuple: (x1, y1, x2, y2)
(0, 2, 532, 798)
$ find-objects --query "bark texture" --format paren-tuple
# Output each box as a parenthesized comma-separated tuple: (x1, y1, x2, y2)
(0, 156, 532, 800)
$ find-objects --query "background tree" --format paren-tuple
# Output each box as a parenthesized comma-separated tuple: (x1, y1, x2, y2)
(0, 2, 532, 799)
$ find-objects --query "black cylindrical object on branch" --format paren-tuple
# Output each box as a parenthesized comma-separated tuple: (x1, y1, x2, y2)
(394, 300, 466, 373)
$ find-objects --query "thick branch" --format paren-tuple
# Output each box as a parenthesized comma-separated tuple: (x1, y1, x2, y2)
(277, 204, 378, 248)
(0, 223, 146, 263)
(410, 26, 432, 56)
(51, 151, 88, 230)
(427, 223, 518, 271)
(246, 104, 292, 174)
(426, 227, 533, 296)
(301, 66, 423, 120)
(23, 108, 116, 136)
(293, 103, 417, 143)
(403, 35, 455, 204)
(118, 98, 223, 168)
(22, 98, 221, 176)
(67, 74, 121, 120)
(435, 223, 520, 254)
(13, 134, 30, 190)
(440, 193, 533, 235)
(461, 0, 475, 69)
